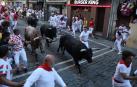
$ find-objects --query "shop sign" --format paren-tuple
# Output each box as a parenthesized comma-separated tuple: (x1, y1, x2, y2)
(74, 0, 99, 5)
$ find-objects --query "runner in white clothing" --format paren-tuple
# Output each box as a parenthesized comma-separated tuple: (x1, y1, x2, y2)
(122, 26, 131, 46)
(49, 14, 57, 27)
(113, 30, 123, 54)
(24, 54, 67, 87)
(0, 46, 23, 87)
(80, 27, 92, 48)
(112, 50, 137, 87)
(77, 18, 83, 32)
(72, 17, 77, 37)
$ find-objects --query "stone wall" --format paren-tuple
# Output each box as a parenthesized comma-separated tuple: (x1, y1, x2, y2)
(127, 23, 137, 49)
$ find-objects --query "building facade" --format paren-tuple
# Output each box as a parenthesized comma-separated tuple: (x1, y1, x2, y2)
(27, 0, 43, 10)
(66, 0, 112, 38)
(7, 0, 26, 8)
(43, 0, 67, 20)
(46, 0, 67, 14)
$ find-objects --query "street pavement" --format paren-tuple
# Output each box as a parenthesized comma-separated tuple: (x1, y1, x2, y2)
(13, 19, 137, 87)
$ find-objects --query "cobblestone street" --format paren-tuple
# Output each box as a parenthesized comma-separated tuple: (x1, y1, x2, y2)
(12, 19, 137, 87)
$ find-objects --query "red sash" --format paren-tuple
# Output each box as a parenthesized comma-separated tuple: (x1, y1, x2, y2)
(119, 59, 130, 67)
(38, 63, 52, 71)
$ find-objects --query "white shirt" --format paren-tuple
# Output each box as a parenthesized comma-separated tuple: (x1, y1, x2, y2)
(59, 20, 66, 29)
(114, 62, 132, 84)
(10, 12, 14, 17)
(116, 31, 122, 40)
(0, 58, 12, 87)
(77, 19, 83, 25)
(0, 19, 4, 26)
(24, 68, 66, 87)
(118, 26, 125, 33)
(28, 9, 32, 13)
(80, 31, 91, 42)
(49, 16, 57, 27)
(72, 21, 77, 30)
(64, 16, 68, 22)
(75, 20, 79, 27)
(58, 15, 63, 19)
(56, 15, 61, 27)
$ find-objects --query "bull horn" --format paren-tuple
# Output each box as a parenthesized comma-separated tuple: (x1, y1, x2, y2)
(80, 49, 86, 52)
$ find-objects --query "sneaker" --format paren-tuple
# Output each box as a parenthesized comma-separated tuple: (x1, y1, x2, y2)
(118, 52, 122, 55)
(23, 68, 28, 73)
(134, 70, 137, 76)
(112, 48, 117, 51)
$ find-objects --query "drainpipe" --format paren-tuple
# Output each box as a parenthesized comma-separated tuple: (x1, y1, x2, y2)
(107, 0, 119, 39)
(107, 0, 113, 39)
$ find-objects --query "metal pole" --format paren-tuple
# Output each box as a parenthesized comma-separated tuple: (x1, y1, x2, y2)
(107, 0, 114, 39)
(107, 0, 119, 39)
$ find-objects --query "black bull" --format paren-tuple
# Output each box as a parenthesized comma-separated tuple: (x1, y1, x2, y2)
(57, 34, 93, 73)
(40, 24, 57, 47)
(27, 14, 38, 27)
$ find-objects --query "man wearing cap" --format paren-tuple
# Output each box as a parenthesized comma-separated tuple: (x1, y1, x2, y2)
(80, 27, 92, 48)
(24, 54, 67, 87)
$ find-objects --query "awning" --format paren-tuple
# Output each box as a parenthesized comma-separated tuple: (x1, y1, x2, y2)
(66, 4, 111, 8)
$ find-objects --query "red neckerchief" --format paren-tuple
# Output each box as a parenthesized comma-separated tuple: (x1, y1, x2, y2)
(38, 63, 52, 71)
(119, 59, 130, 67)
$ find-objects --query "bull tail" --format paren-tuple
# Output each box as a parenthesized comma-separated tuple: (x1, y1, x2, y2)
(57, 40, 61, 52)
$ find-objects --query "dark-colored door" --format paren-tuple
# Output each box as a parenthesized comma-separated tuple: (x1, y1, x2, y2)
(95, 8, 105, 32)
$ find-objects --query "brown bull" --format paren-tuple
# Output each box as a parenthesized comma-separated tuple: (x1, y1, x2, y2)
(25, 26, 43, 62)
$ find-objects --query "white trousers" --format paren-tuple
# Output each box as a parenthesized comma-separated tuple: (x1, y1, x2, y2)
(72, 26, 76, 37)
(114, 39, 122, 53)
(77, 25, 82, 32)
(89, 27, 94, 34)
(14, 48, 28, 68)
(122, 34, 129, 41)
(13, 20, 18, 30)
(134, 70, 137, 75)
(82, 41, 89, 48)
(112, 79, 132, 87)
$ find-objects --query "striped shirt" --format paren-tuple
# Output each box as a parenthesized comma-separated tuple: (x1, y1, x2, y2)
(0, 58, 12, 87)
(9, 34, 24, 51)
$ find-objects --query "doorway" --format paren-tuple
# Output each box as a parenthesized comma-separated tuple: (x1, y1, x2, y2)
(95, 8, 105, 32)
